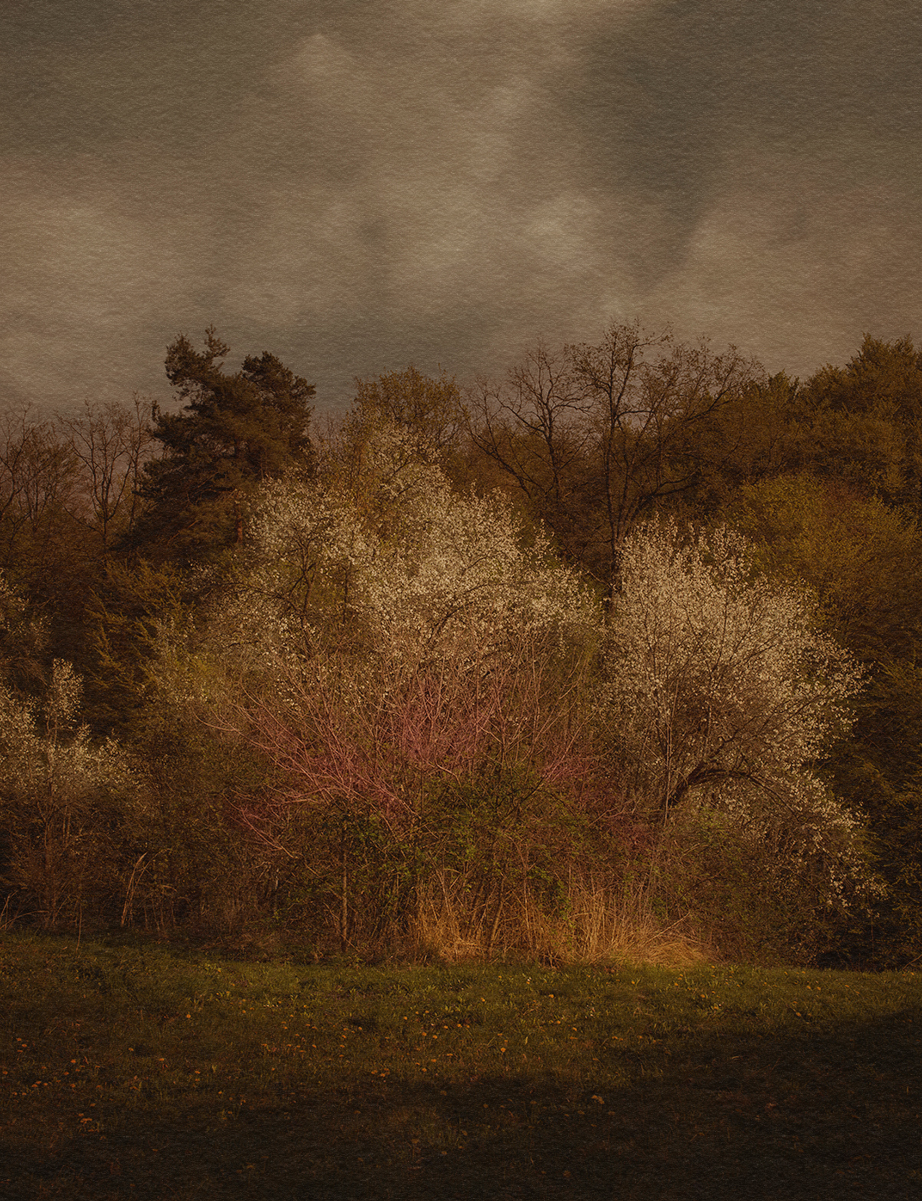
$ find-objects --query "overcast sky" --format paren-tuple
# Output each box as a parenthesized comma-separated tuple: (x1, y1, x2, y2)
(4, 0, 922, 414)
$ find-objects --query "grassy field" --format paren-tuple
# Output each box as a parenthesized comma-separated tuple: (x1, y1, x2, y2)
(1, 931, 920, 1200)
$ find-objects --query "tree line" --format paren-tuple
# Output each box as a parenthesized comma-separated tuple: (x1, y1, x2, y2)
(2, 322, 922, 966)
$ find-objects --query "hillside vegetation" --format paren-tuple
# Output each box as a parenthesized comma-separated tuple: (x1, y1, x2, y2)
(3, 325, 922, 966)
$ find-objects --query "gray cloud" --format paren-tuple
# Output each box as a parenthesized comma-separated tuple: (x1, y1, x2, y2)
(3, 0, 922, 412)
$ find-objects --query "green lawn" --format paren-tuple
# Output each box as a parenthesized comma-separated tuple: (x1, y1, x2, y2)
(1, 931, 920, 1199)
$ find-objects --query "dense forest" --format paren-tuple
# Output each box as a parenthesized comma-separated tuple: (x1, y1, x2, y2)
(2, 322, 922, 967)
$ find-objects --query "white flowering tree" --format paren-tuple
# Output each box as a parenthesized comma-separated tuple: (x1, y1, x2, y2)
(205, 426, 599, 815)
(604, 520, 874, 905)
(217, 425, 595, 670)
(0, 657, 137, 928)
(174, 427, 603, 948)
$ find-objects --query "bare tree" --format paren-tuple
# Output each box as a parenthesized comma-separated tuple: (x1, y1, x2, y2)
(469, 322, 763, 598)
(57, 396, 155, 554)
(0, 406, 80, 591)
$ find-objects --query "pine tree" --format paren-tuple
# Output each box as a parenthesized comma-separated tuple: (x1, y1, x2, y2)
(135, 328, 316, 562)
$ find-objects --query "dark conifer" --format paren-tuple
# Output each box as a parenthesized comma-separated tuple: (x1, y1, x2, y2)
(135, 328, 315, 563)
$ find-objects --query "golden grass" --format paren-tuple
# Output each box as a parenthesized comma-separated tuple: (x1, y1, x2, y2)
(408, 870, 710, 966)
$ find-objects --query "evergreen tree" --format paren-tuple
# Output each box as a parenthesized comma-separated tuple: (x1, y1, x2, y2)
(135, 328, 316, 562)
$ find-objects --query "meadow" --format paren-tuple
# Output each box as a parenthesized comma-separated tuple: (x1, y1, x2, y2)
(1, 931, 920, 1200)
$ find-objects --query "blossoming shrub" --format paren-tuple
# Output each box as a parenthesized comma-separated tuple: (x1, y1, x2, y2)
(0, 660, 139, 928)
(603, 519, 879, 951)
(215, 426, 597, 668)
(187, 428, 611, 955)
(0, 568, 267, 936)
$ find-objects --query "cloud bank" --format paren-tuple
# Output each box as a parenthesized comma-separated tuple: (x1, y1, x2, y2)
(3, 0, 921, 410)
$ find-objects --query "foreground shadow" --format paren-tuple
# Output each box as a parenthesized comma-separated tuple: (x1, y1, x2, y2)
(3, 1006, 920, 1200)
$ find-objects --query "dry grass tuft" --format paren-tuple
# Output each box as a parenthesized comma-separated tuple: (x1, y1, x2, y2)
(407, 870, 711, 966)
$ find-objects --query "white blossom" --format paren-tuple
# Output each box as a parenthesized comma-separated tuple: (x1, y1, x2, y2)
(603, 518, 874, 904)
(218, 423, 598, 677)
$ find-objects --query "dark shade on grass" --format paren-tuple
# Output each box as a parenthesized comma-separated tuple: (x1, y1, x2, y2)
(1, 931, 920, 1199)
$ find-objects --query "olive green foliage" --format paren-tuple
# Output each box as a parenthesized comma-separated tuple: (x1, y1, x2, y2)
(793, 333, 922, 508)
(731, 474, 922, 960)
(340, 364, 467, 477)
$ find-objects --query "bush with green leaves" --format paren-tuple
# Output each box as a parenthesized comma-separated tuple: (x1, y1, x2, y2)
(730, 473, 922, 962)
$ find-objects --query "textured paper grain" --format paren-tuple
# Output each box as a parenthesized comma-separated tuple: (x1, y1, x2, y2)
(3, 0, 919, 410)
